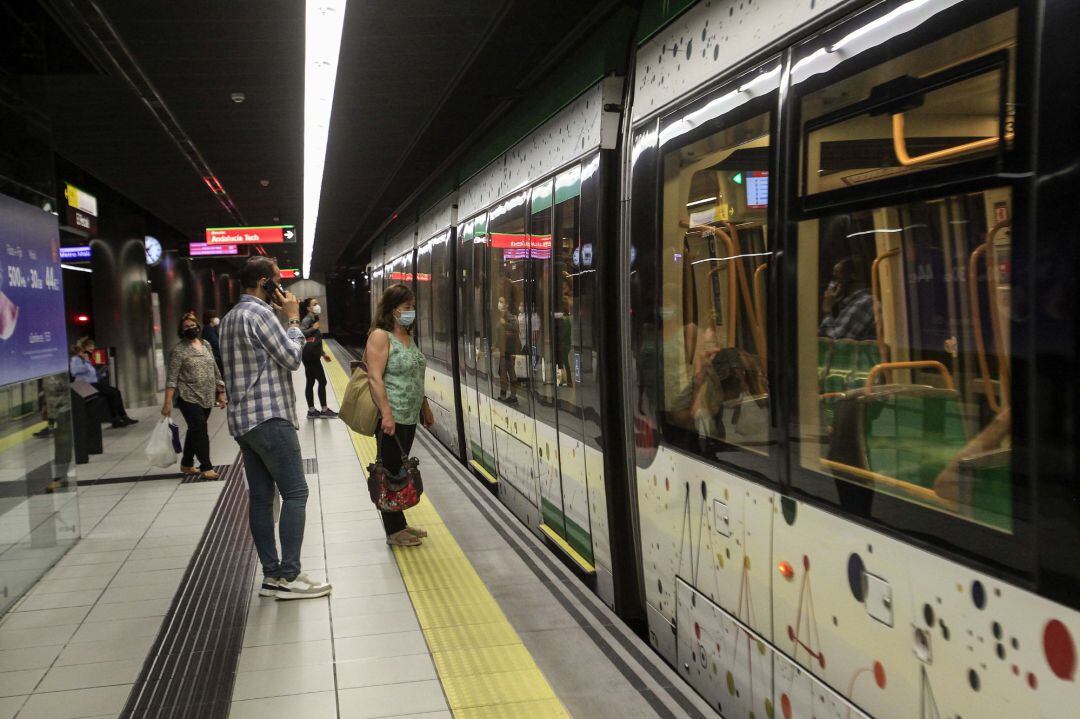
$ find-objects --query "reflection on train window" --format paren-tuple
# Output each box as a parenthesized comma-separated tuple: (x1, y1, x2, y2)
(655, 111, 771, 456)
(800, 9, 1017, 196)
(528, 181, 557, 418)
(553, 166, 582, 410)
(471, 215, 490, 380)
(416, 242, 432, 352)
(430, 234, 451, 360)
(488, 194, 528, 404)
(797, 188, 1014, 532)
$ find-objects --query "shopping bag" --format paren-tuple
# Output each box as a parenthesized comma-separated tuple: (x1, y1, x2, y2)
(146, 419, 180, 468)
(340, 360, 379, 436)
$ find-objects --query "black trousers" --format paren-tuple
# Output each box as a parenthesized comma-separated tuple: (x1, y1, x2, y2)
(91, 382, 128, 422)
(303, 353, 328, 408)
(377, 423, 416, 535)
(176, 397, 212, 470)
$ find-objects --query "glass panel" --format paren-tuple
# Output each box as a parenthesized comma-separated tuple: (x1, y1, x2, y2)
(528, 182, 557, 422)
(471, 216, 490, 383)
(554, 168, 582, 409)
(431, 233, 451, 360)
(0, 373, 80, 614)
(800, 9, 1017, 195)
(659, 111, 772, 456)
(489, 195, 529, 406)
(796, 188, 1015, 532)
(416, 242, 433, 353)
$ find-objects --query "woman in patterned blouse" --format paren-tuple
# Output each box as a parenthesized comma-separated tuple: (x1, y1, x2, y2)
(162, 312, 227, 478)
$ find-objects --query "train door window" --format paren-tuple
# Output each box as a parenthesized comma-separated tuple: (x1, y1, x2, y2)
(796, 6, 1017, 197)
(431, 232, 451, 361)
(553, 166, 582, 411)
(458, 221, 476, 376)
(791, 4, 1021, 536)
(656, 67, 777, 464)
(487, 196, 526, 401)
(471, 215, 490, 384)
(416, 241, 433, 354)
(528, 181, 557, 422)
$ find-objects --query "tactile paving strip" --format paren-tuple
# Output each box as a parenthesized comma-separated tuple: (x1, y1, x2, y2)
(325, 345, 570, 718)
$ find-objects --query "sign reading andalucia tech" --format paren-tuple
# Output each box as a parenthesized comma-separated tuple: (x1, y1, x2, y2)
(205, 225, 296, 245)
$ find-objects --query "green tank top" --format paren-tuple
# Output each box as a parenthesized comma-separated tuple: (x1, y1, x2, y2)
(384, 332, 426, 424)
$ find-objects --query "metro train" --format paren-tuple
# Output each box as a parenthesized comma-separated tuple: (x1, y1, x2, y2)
(358, 1, 1080, 717)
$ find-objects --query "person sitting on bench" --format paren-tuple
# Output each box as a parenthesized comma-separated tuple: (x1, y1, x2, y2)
(70, 338, 137, 428)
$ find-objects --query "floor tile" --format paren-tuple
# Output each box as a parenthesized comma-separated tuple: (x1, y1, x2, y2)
(84, 596, 171, 622)
(332, 610, 421, 639)
(0, 645, 62, 673)
(68, 615, 163, 644)
(0, 624, 78, 650)
(0, 606, 90, 631)
(241, 616, 332, 647)
(338, 679, 448, 719)
(330, 594, 414, 618)
(231, 663, 336, 701)
(228, 689, 337, 719)
(335, 653, 437, 690)
(236, 639, 333, 672)
(55, 635, 154, 666)
(16, 684, 132, 719)
(0, 668, 45, 698)
(0, 695, 26, 719)
(36, 659, 141, 693)
(334, 631, 430, 663)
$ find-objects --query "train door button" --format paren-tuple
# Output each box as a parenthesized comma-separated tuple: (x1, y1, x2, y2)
(713, 500, 732, 537)
(864, 573, 893, 627)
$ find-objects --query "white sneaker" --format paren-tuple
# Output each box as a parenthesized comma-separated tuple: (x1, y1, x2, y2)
(258, 577, 281, 597)
(275, 573, 331, 600)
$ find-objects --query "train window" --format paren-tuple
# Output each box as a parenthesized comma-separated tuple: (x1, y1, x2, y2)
(488, 194, 528, 401)
(798, 8, 1017, 196)
(656, 111, 772, 457)
(553, 166, 581, 410)
(416, 241, 433, 354)
(528, 181, 557, 421)
(796, 188, 1015, 532)
(430, 233, 451, 361)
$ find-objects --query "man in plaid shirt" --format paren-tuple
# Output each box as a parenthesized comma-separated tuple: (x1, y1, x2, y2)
(220, 257, 331, 600)
(819, 257, 876, 341)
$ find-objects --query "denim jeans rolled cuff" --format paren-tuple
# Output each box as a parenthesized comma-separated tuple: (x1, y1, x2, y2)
(237, 418, 308, 580)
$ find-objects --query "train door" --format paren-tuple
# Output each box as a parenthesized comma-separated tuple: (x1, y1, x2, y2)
(456, 218, 483, 473)
(488, 192, 543, 524)
(471, 214, 499, 481)
(548, 165, 595, 566)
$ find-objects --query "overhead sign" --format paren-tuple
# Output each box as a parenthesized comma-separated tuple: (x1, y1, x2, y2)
(205, 225, 296, 245)
(279, 268, 299, 279)
(0, 193, 68, 384)
(64, 183, 98, 235)
(59, 246, 92, 262)
(188, 242, 243, 257)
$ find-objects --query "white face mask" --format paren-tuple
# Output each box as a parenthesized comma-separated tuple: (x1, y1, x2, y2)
(312, 304, 322, 315)
(397, 309, 416, 327)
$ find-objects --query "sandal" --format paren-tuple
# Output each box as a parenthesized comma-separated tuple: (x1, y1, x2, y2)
(404, 526, 427, 538)
(386, 530, 422, 547)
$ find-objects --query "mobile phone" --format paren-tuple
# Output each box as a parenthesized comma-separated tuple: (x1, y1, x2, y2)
(261, 278, 285, 297)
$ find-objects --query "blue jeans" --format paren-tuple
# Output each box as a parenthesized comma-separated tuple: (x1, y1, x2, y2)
(236, 418, 308, 581)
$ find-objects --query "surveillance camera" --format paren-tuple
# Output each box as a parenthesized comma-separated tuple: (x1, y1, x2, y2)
(231, 92, 246, 104)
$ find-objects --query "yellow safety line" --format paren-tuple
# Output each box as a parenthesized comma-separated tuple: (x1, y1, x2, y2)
(324, 354, 570, 719)
(538, 523, 596, 575)
(0, 421, 48, 455)
(469, 459, 499, 485)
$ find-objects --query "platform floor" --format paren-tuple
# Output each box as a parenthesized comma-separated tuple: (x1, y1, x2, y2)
(0, 344, 711, 718)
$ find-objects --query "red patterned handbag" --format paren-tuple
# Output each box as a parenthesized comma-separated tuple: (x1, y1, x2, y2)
(366, 434, 424, 512)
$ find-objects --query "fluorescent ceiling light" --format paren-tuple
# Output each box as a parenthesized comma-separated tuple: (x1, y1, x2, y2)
(61, 264, 93, 273)
(686, 197, 718, 208)
(303, 1, 348, 279)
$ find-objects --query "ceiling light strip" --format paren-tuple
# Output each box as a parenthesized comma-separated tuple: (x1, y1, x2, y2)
(303, 1, 348, 279)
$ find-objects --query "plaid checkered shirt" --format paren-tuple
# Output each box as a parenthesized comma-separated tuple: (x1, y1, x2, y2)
(219, 294, 304, 437)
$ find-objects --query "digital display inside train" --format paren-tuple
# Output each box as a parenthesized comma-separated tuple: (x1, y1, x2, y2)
(745, 171, 768, 209)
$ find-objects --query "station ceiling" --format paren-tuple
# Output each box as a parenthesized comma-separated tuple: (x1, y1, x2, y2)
(30, 0, 620, 275)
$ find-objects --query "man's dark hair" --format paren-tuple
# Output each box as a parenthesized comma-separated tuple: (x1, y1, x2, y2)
(238, 256, 278, 290)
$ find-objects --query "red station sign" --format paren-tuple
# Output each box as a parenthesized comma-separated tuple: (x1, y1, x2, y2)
(205, 225, 296, 245)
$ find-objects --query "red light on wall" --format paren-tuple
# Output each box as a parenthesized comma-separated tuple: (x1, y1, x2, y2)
(279, 269, 299, 279)
(777, 561, 794, 580)
(75, 313, 90, 324)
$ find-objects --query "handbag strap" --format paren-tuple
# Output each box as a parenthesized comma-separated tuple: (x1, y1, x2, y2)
(374, 426, 411, 463)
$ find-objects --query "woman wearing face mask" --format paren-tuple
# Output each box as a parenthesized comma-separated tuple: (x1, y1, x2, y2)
(364, 283, 435, 546)
(300, 298, 336, 419)
(162, 312, 227, 477)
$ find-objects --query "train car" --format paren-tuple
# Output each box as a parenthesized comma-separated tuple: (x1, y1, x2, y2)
(363, 0, 1080, 716)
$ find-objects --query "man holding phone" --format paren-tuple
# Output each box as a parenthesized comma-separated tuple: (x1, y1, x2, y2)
(220, 256, 331, 600)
